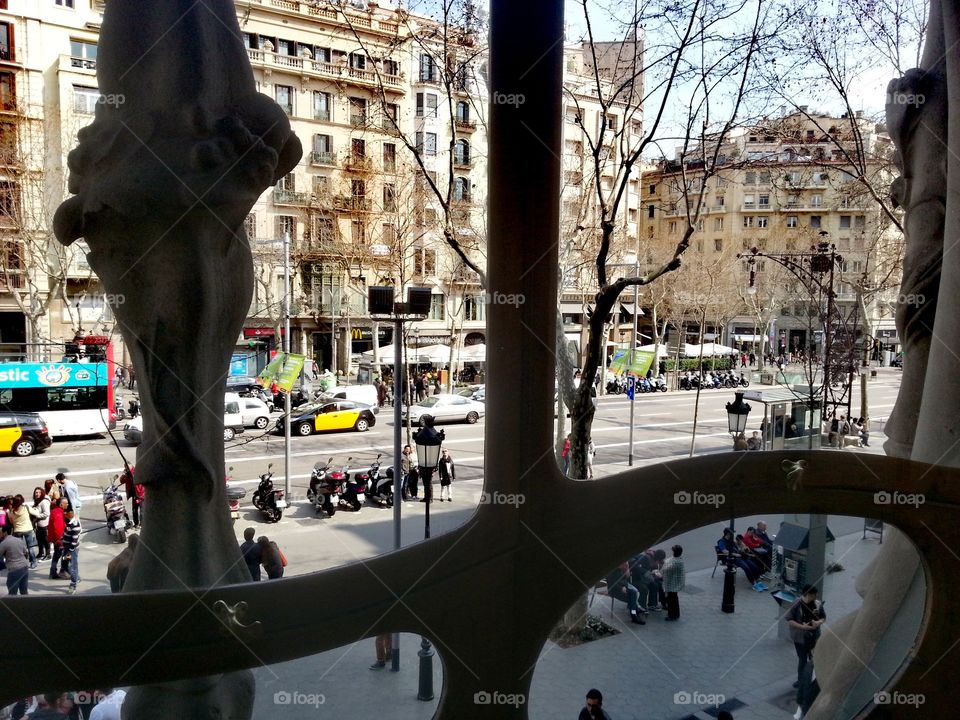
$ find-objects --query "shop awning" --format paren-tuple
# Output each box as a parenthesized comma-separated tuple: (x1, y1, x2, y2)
(732, 334, 763, 342)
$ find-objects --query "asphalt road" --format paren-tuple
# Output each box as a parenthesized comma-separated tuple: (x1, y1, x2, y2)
(0, 367, 903, 595)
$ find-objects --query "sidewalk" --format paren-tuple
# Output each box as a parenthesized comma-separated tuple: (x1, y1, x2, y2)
(235, 530, 881, 719)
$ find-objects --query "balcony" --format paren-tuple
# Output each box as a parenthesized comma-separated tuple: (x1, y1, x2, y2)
(454, 157, 473, 169)
(309, 151, 337, 166)
(58, 55, 96, 76)
(343, 154, 375, 173)
(245, 48, 404, 90)
(455, 118, 477, 132)
(333, 195, 372, 212)
(273, 189, 309, 206)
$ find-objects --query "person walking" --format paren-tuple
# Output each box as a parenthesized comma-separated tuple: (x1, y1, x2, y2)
(586, 438, 596, 479)
(561, 434, 571, 475)
(56, 472, 82, 514)
(240, 527, 262, 581)
(370, 633, 393, 670)
(787, 585, 826, 689)
(62, 505, 82, 594)
(437, 448, 455, 502)
(402, 445, 418, 500)
(47, 497, 69, 580)
(578, 688, 612, 720)
(7, 495, 37, 569)
(258, 536, 285, 579)
(0, 524, 30, 595)
(29, 488, 51, 561)
(661, 545, 685, 621)
(122, 466, 143, 528)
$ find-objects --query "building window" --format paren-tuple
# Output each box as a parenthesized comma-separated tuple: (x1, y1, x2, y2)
(383, 184, 396, 212)
(810, 194, 822, 207)
(349, 97, 367, 126)
(55, 0, 75, 6)
(314, 46, 332, 63)
(627, 209, 637, 223)
(0, 72, 15, 111)
(275, 215, 296, 239)
(0, 22, 13, 62)
(855, 215, 866, 229)
(415, 132, 437, 156)
(786, 215, 798, 228)
(758, 194, 770, 207)
(668, 221, 677, 234)
(351, 220, 366, 245)
(244, 214, 256, 238)
(839, 215, 851, 229)
(312, 133, 333, 160)
(419, 53, 436, 82)
(810, 215, 822, 229)
(416, 92, 438, 117)
(606, 114, 618, 130)
(351, 138, 366, 159)
(382, 58, 399, 76)
(275, 85, 293, 115)
(744, 171, 756, 185)
(381, 222, 395, 247)
(313, 91, 331, 121)
(759, 171, 771, 184)
(743, 216, 754, 228)
(73, 85, 100, 114)
(713, 217, 723, 231)
(383, 143, 396, 173)
(69, 40, 96, 68)
(647, 205, 655, 219)
(743, 194, 755, 208)
(453, 177, 470, 203)
(429, 294, 445, 321)
(414, 247, 436, 276)
(349, 52, 366, 70)
(456, 101, 471, 123)
(648, 183, 656, 195)
(714, 238, 723, 252)
(757, 217, 768, 228)
(464, 295, 485, 321)
(351, 178, 366, 199)
(454, 139, 471, 166)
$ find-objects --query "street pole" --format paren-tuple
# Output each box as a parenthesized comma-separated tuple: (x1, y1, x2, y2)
(391, 316, 402, 672)
(628, 259, 639, 466)
(283, 231, 291, 499)
(418, 463, 435, 701)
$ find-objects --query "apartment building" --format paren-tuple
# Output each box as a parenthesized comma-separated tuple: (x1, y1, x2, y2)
(641, 111, 902, 357)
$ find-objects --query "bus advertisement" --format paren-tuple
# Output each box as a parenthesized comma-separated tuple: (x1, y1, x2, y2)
(0, 337, 116, 438)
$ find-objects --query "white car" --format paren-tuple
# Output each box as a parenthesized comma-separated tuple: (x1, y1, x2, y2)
(240, 397, 271, 430)
(403, 393, 485, 425)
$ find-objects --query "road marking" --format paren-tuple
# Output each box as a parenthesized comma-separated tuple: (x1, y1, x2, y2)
(43, 451, 107, 458)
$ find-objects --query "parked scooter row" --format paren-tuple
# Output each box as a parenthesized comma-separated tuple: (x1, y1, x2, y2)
(678, 370, 750, 390)
(605, 374, 669, 395)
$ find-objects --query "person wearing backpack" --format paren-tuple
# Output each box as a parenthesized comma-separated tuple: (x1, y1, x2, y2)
(837, 415, 851, 448)
(827, 414, 839, 448)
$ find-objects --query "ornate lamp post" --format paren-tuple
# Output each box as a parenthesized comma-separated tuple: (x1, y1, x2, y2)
(413, 418, 445, 701)
(725, 391, 752, 450)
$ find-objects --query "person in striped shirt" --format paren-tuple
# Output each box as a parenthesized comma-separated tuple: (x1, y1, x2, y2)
(62, 507, 82, 594)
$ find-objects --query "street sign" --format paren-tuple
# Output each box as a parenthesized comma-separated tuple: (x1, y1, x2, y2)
(626, 376, 635, 400)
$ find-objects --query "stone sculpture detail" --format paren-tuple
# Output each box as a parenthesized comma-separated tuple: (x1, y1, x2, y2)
(53, 1, 301, 717)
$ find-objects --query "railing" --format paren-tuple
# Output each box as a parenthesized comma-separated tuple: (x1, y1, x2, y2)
(343, 155, 375, 172)
(350, 114, 367, 127)
(309, 151, 336, 166)
(242, 0, 401, 35)
(333, 195, 373, 212)
(0, 273, 25, 289)
(455, 119, 477, 131)
(278, 103, 293, 116)
(454, 157, 473, 169)
(314, 108, 331, 121)
(245, 49, 403, 88)
(273, 189, 309, 205)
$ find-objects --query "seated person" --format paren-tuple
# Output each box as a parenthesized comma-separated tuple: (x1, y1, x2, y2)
(754, 520, 774, 550)
(856, 417, 870, 447)
(742, 526, 772, 572)
(634, 549, 666, 610)
(736, 534, 766, 577)
(716, 528, 765, 590)
(746, 431, 762, 451)
(605, 561, 646, 624)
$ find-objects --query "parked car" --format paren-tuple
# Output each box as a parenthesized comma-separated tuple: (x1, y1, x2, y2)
(0, 411, 53, 457)
(403, 393, 485, 425)
(240, 397, 271, 429)
(456, 384, 485, 401)
(226, 375, 275, 408)
(280, 400, 377, 436)
(123, 394, 246, 445)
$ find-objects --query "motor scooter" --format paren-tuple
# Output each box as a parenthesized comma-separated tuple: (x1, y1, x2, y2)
(251, 463, 286, 522)
(102, 475, 132, 543)
(364, 455, 393, 507)
(307, 457, 340, 517)
(337, 457, 365, 511)
(225, 466, 246, 521)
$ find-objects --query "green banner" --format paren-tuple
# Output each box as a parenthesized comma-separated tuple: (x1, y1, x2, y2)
(609, 349, 655, 377)
(256, 352, 306, 392)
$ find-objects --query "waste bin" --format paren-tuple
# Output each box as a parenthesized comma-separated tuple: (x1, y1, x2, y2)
(760, 372, 774, 385)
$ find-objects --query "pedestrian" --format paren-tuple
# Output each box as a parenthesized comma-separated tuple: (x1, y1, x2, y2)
(578, 688, 612, 720)
(122, 466, 144, 528)
(240, 527, 262, 581)
(106, 534, 139, 593)
(402, 445, 418, 499)
(375, 379, 387, 408)
(24, 692, 73, 719)
(438, 448, 455, 501)
(827, 414, 839, 448)
(586, 438, 596, 479)
(370, 633, 393, 670)
(787, 585, 826, 689)
(561, 434, 571, 475)
(258, 536, 285, 579)
(661, 544, 685, 621)
(55, 472, 82, 513)
(837, 415, 850, 448)
(856, 416, 870, 447)
(62, 505, 82, 594)
(47, 497, 70, 580)
(0, 524, 30, 595)
(29, 487, 51, 561)
(7, 495, 37, 569)
(415, 373, 425, 402)
(88, 688, 126, 720)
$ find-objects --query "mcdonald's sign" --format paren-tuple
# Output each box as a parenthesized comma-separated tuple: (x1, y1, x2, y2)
(352, 328, 364, 340)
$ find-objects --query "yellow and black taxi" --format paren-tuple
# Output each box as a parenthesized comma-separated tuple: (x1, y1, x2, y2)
(0, 411, 53, 457)
(278, 400, 377, 436)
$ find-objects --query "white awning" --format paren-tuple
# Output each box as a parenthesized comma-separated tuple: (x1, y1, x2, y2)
(732, 334, 763, 342)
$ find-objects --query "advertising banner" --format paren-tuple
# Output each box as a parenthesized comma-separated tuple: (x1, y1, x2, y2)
(608, 350, 655, 377)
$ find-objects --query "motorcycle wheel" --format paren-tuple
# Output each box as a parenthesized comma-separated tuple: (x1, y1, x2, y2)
(351, 499, 362, 511)
(252, 492, 262, 510)
(324, 501, 336, 517)
(117, 529, 127, 544)
(268, 508, 282, 523)
(741, 379, 750, 387)
(659, 385, 667, 392)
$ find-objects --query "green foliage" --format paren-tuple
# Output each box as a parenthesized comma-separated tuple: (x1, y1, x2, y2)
(664, 357, 735, 371)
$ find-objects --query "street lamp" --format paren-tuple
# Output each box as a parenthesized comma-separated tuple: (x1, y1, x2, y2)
(413, 418, 445, 702)
(367, 285, 431, 673)
(725, 391, 752, 446)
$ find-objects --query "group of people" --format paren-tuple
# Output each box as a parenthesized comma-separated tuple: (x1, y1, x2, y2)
(716, 523, 774, 591)
(577, 688, 736, 720)
(605, 545, 686, 624)
(826, 414, 870, 448)
(400, 445, 456, 502)
(2, 689, 126, 720)
(0, 474, 83, 595)
(239, 527, 287, 581)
